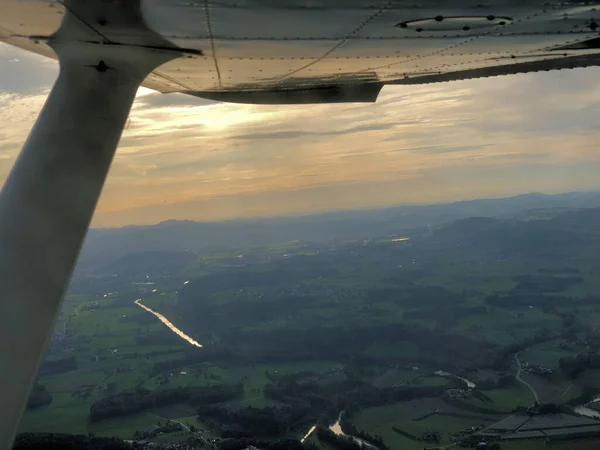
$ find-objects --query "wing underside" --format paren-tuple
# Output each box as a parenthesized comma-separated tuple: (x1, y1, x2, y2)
(2, 0, 600, 102)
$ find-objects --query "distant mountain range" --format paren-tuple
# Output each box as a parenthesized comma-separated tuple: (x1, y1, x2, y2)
(76, 190, 600, 273)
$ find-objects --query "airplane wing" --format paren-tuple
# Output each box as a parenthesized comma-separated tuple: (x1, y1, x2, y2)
(2, 0, 600, 103)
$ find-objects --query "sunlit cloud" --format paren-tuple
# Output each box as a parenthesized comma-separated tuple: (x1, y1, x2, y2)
(2, 42, 600, 226)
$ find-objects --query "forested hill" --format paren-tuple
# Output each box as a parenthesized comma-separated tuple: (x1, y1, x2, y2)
(434, 206, 600, 257)
(13, 433, 136, 449)
(174, 205, 600, 363)
(76, 191, 600, 273)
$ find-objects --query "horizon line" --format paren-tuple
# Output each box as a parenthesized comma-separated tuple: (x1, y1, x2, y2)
(89, 188, 600, 230)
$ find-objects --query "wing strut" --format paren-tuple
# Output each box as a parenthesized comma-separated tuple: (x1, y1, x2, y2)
(0, 35, 172, 446)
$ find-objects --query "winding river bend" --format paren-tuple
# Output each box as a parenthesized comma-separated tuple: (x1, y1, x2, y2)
(134, 299, 203, 348)
(574, 397, 600, 419)
(329, 413, 377, 449)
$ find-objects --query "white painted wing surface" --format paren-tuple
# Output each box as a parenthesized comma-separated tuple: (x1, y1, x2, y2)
(2, 0, 600, 103)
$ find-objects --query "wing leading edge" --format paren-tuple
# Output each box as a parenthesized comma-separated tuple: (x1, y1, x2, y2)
(2, 1, 600, 99)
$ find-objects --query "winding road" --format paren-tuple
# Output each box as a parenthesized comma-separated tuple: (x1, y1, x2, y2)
(514, 352, 540, 404)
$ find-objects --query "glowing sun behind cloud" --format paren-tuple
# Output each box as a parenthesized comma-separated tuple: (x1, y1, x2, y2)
(2, 43, 600, 227)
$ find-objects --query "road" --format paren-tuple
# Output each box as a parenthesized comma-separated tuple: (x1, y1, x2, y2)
(146, 413, 194, 433)
(514, 352, 540, 404)
(553, 384, 573, 402)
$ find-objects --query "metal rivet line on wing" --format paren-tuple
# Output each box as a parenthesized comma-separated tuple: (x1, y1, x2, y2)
(203, 0, 222, 90)
(275, 0, 401, 81)
(357, 3, 543, 77)
(361, 3, 600, 80)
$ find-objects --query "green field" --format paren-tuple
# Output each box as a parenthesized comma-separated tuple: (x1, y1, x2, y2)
(485, 385, 536, 411)
(353, 399, 496, 450)
(520, 341, 576, 369)
(460, 383, 536, 413)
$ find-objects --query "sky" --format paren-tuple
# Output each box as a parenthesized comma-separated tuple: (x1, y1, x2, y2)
(2, 43, 600, 227)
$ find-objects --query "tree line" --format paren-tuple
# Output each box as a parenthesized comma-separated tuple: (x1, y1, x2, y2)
(197, 404, 312, 439)
(26, 382, 53, 410)
(38, 356, 77, 376)
(89, 384, 242, 422)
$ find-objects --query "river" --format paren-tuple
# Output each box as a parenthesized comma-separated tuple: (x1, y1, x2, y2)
(300, 425, 316, 443)
(574, 397, 600, 419)
(329, 413, 377, 449)
(134, 299, 203, 348)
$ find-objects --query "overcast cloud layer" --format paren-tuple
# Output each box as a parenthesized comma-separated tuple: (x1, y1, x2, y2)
(1, 43, 600, 227)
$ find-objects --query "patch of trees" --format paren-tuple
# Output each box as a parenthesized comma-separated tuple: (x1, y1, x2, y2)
(218, 437, 306, 450)
(265, 378, 445, 419)
(107, 250, 196, 279)
(133, 420, 183, 440)
(122, 349, 174, 360)
(510, 274, 583, 294)
(435, 213, 589, 260)
(405, 305, 486, 320)
(38, 356, 77, 376)
(197, 405, 311, 438)
(348, 384, 445, 412)
(12, 433, 131, 450)
(134, 330, 186, 346)
(496, 374, 515, 388)
(537, 267, 580, 274)
(340, 417, 390, 450)
(393, 427, 440, 444)
(190, 294, 329, 334)
(411, 332, 499, 371)
(442, 393, 502, 415)
(392, 427, 420, 441)
(559, 352, 600, 379)
(368, 285, 465, 308)
(180, 263, 338, 305)
(486, 332, 557, 373)
(268, 369, 322, 384)
(26, 383, 53, 410)
(473, 373, 513, 390)
(89, 383, 242, 422)
(223, 322, 500, 373)
(564, 386, 599, 407)
(122, 313, 157, 325)
(265, 379, 330, 407)
(513, 403, 561, 415)
(151, 347, 232, 375)
(316, 427, 363, 450)
(471, 390, 493, 403)
(173, 271, 499, 372)
(485, 293, 592, 309)
(403, 305, 487, 329)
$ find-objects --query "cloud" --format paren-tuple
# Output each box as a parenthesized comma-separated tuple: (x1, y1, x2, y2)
(407, 144, 490, 154)
(0, 44, 57, 94)
(0, 90, 49, 172)
(228, 122, 410, 140)
(2, 42, 600, 226)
